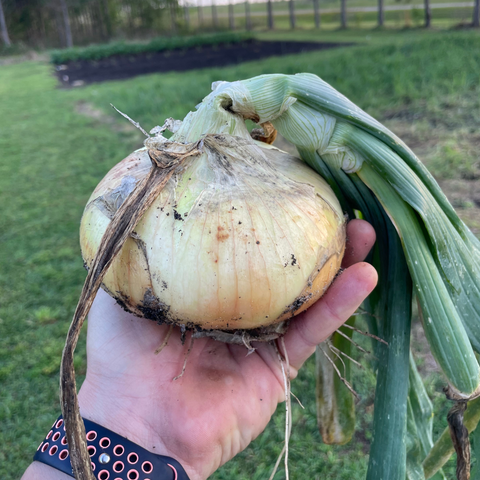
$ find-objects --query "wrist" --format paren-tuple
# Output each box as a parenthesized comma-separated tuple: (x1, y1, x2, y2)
(22, 462, 73, 480)
(78, 378, 207, 480)
(30, 414, 195, 480)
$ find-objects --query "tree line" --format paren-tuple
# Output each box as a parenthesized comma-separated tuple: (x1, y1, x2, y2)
(1, 0, 480, 50)
(0, 0, 179, 49)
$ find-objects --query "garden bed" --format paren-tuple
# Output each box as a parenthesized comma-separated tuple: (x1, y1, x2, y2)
(55, 39, 351, 86)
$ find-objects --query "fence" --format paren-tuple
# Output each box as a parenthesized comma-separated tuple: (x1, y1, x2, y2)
(187, 0, 478, 31)
(0, 0, 479, 50)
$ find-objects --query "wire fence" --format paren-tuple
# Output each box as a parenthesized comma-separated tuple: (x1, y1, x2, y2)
(0, 0, 479, 49)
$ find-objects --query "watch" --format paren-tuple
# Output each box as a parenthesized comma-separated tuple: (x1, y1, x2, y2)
(34, 415, 191, 480)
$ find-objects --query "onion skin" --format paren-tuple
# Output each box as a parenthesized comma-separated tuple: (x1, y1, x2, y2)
(80, 134, 345, 330)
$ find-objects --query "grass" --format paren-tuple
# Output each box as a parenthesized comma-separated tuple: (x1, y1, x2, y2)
(74, 30, 480, 126)
(2, 28, 480, 479)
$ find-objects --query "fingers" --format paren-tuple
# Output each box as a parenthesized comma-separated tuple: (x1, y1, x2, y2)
(283, 220, 377, 371)
(342, 219, 376, 268)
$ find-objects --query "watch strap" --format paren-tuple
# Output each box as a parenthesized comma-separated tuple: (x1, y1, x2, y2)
(34, 415, 190, 480)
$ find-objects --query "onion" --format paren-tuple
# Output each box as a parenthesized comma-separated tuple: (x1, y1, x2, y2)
(80, 133, 345, 331)
(61, 73, 480, 480)
(63, 77, 349, 480)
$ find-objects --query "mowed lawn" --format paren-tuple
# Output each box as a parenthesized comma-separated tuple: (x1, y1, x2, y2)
(1, 30, 480, 479)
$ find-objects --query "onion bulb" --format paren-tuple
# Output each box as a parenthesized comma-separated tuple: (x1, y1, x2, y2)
(80, 128, 345, 331)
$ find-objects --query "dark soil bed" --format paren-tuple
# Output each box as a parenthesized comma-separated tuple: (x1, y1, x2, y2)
(55, 39, 352, 86)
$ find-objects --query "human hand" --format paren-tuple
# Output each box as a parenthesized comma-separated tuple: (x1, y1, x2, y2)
(72, 219, 376, 480)
(23, 219, 376, 480)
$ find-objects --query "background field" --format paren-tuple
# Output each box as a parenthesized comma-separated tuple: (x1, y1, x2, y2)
(1, 29, 480, 479)
(1, 0, 477, 51)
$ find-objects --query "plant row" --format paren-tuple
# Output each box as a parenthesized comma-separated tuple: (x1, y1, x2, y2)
(50, 32, 254, 65)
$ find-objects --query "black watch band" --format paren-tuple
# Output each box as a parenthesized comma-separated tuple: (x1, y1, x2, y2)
(34, 415, 191, 480)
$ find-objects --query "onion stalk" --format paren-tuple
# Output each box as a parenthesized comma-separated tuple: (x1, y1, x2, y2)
(61, 73, 480, 479)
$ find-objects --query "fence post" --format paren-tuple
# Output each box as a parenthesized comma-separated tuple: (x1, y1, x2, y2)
(313, 0, 320, 28)
(184, 2, 190, 31)
(170, 3, 177, 35)
(0, 0, 10, 46)
(267, 0, 274, 29)
(289, 0, 296, 28)
(424, 0, 431, 26)
(229, 1, 235, 29)
(473, 0, 479, 26)
(100, 0, 112, 39)
(212, 0, 218, 30)
(341, 0, 347, 28)
(378, 0, 384, 26)
(198, 0, 203, 30)
(245, 0, 252, 30)
(59, 0, 73, 47)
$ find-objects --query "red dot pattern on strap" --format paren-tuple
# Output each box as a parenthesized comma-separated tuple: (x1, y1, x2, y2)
(38, 418, 172, 480)
(127, 469, 139, 480)
(98, 470, 110, 480)
(113, 444, 124, 456)
(99, 437, 111, 448)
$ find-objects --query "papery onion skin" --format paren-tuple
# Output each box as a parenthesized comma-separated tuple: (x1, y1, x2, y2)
(80, 134, 346, 330)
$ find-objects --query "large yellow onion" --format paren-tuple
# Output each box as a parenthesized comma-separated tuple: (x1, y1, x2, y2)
(80, 133, 345, 331)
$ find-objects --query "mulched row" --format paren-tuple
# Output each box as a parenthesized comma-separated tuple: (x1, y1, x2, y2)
(55, 39, 351, 86)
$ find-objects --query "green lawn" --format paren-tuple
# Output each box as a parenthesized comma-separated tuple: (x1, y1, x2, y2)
(1, 29, 480, 479)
